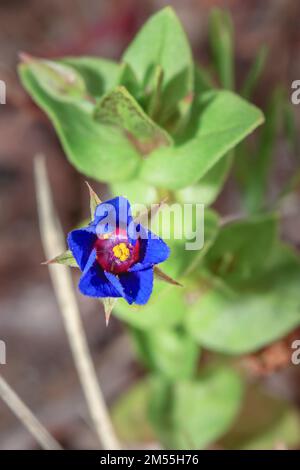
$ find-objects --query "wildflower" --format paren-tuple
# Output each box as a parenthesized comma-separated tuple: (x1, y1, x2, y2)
(67, 196, 170, 305)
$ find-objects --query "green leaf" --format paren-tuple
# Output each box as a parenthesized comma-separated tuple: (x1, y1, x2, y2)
(109, 179, 158, 206)
(19, 62, 140, 183)
(122, 7, 193, 122)
(205, 215, 278, 286)
(20, 55, 87, 102)
(186, 244, 300, 354)
(131, 328, 199, 380)
(139, 90, 264, 190)
(146, 65, 164, 120)
(111, 380, 155, 446)
(117, 62, 140, 98)
(176, 153, 233, 206)
(209, 9, 234, 89)
(241, 46, 268, 99)
(44, 250, 78, 268)
(150, 207, 219, 279)
(221, 384, 300, 449)
(149, 367, 243, 449)
(237, 408, 300, 450)
(182, 209, 220, 278)
(94, 86, 172, 156)
(114, 283, 186, 330)
(61, 56, 120, 97)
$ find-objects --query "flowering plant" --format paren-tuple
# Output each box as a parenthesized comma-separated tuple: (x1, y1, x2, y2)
(20, 7, 300, 450)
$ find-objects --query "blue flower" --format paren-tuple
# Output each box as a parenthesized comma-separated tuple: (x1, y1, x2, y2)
(67, 196, 170, 305)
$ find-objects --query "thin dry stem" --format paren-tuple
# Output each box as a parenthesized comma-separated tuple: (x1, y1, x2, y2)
(34, 154, 120, 450)
(0, 375, 62, 450)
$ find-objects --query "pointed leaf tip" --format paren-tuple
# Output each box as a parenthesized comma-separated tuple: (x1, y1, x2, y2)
(85, 181, 101, 219)
(154, 266, 183, 287)
(19, 52, 34, 64)
(102, 298, 117, 326)
(43, 250, 78, 268)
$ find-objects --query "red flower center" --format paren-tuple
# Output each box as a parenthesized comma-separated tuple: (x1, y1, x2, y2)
(94, 229, 140, 274)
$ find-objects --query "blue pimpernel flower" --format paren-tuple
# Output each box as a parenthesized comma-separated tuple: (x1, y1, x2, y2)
(67, 196, 170, 305)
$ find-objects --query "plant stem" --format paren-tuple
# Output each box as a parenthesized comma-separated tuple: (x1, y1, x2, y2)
(0, 375, 62, 450)
(34, 154, 120, 450)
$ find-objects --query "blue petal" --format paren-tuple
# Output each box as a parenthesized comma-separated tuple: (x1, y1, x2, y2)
(104, 271, 125, 296)
(106, 268, 154, 305)
(79, 257, 121, 298)
(94, 196, 133, 237)
(67, 226, 97, 271)
(82, 248, 97, 273)
(130, 225, 170, 271)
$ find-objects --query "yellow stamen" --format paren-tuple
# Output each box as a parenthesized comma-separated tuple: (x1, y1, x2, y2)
(113, 242, 130, 262)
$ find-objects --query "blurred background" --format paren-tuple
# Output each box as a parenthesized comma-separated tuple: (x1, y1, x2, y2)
(0, 0, 300, 449)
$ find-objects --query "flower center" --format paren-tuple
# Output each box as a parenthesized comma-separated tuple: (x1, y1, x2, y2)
(94, 231, 140, 274)
(112, 242, 130, 262)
